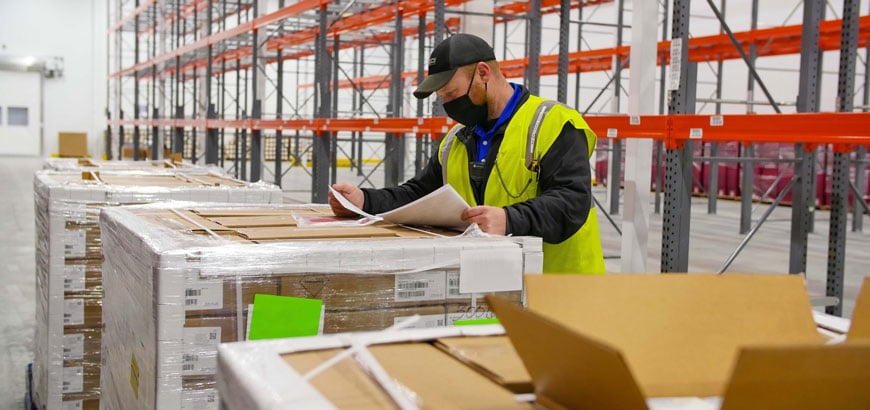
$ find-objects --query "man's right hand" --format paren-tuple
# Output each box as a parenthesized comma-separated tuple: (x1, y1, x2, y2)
(329, 183, 365, 217)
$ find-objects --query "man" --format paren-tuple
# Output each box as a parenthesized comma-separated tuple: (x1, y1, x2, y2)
(329, 33, 604, 274)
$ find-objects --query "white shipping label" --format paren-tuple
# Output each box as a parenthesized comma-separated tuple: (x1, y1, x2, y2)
(62, 400, 84, 410)
(63, 229, 87, 258)
(64, 265, 87, 292)
(447, 271, 462, 299)
(668, 38, 683, 91)
(459, 248, 523, 294)
(62, 366, 83, 393)
(183, 281, 224, 311)
(182, 327, 221, 375)
(63, 299, 85, 326)
(63, 333, 85, 361)
(394, 314, 446, 329)
(181, 388, 220, 410)
(394, 271, 446, 302)
(66, 204, 89, 224)
(689, 128, 703, 139)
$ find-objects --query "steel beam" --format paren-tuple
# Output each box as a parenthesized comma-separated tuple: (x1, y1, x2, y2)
(661, 0, 694, 273)
(311, 5, 331, 203)
(133, 0, 141, 161)
(608, 0, 625, 216)
(274, 0, 285, 188)
(249, 0, 263, 181)
(526, 0, 541, 94)
(557, 0, 570, 103)
(385, 7, 405, 187)
(739, 144, 754, 234)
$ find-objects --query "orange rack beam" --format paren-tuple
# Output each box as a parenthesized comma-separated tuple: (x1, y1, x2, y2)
(327, 15, 870, 90)
(109, 113, 870, 149)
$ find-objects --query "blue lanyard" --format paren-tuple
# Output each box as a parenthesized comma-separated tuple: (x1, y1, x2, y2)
(474, 83, 522, 162)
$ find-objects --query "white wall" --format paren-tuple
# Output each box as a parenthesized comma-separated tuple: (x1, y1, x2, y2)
(0, 0, 107, 158)
(0, 71, 42, 155)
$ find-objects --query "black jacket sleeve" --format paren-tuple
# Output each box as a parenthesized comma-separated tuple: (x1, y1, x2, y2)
(360, 154, 444, 214)
(503, 123, 592, 244)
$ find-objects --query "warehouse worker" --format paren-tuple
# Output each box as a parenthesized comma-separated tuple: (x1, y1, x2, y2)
(329, 33, 604, 274)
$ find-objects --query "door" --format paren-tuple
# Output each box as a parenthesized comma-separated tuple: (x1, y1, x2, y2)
(0, 71, 41, 156)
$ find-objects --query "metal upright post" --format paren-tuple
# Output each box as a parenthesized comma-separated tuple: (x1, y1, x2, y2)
(415, 12, 427, 176)
(736, 0, 758, 231)
(173, 0, 184, 156)
(826, 0, 860, 316)
(249, 0, 263, 181)
(205, 0, 219, 165)
(790, 0, 823, 275)
(105, 108, 112, 160)
(574, 2, 584, 110)
(526, 0, 542, 94)
(661, 0, 694, 273)
(655, 0, 669, 214)
(118, 110, 125, 159)
(311, 5, 332, 203)
(331, 35, 339, 186)
(609, 0, 625, 216)
(557, 0, 570, 104)
(356, 47, 364, 175)
(133, 0, 141, 161)
(150, 0, 159, 160)
(708, 0, 725, 214)
(854, 8, 869, 233)
(234, 57, 241, 179)
(274, 0, 285, 188)
(385, 8, 405, 187)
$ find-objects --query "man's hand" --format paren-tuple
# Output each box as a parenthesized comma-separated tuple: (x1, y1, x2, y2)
(461, 206, 507, 235)
(329, 183, 365, 217)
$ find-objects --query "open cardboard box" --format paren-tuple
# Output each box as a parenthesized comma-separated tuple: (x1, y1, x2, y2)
(217, 274, 869, 409)
(488, 274, 870, 410)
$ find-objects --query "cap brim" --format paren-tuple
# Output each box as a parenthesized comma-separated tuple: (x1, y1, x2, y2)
(413, 69, 457, 99)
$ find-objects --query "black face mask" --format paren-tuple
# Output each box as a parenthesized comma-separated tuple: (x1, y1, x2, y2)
(442, 69, 488, 128)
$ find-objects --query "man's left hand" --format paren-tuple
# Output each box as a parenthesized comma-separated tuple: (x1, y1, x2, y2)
(461, 206, 506, 235)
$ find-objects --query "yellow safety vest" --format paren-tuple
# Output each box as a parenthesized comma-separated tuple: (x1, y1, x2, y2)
(439, 95, 606, 274)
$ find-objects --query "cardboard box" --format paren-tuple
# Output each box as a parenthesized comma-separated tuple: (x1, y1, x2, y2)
(32, 171, 282, 410)
(58, 132, 88, 158)
(216, 275, 870, 409)
(43, 157, 208, 173)
(100, 203, 541, 409)
(488, 274, 870, 409)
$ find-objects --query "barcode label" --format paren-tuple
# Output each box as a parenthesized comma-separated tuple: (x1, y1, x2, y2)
(63, 265, 87, 291)
(607, 128, 618, 138)
(63, 299, 85, 326)
(181, 388, 220, 410)
(629, 116, 640, 125)
(63, 229, 87, 258)
(183, 281, 223, 310)
(183, 326, 221, 375)
(394, 314, 446, 329)
(63, 333, 85, 360)
(394, 271, 446, 302)
(62, 366, 83, 393)
(447, 271, 463, 298)
(62, 400, 83, 410)
(689, 128, 703, 139)
(710, 115, 724, 126)
(668, 38, 683, 91)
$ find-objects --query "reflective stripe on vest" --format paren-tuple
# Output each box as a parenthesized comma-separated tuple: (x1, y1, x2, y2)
(440, 125, 465, 184)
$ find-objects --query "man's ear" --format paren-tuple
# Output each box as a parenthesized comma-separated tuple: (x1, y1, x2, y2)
(477, 61, 492, 82)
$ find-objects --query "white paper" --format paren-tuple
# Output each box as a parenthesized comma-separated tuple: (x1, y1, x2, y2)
(379, 185, 471, 229)
(459, 248, 523, 294)
(331, 185, 471, 229)
(183, 281, 224, 311)
(63, 229, 87, 258)
(62, 400, 84, 410)
(182, 326, 221, 375)
(393, 314, 447, 329)
(181, 388, 220, 410)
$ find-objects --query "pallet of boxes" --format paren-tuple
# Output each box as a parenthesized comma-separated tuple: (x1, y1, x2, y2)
(215, 275, 870, 409)
(96, 203, 541, 409)
(32, 169, 282, 410)
(42, 157, 202, 173)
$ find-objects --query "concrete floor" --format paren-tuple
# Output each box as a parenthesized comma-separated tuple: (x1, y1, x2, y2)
(1, 156, 868, 409)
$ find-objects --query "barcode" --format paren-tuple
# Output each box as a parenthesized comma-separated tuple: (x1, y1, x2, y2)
(63, 348, 70, 353)
(397, 290, 425, 299)
(209, 332, 217, 340)
(183, 364, 195, 371)
(183, 354, 198, 362)
(397, 281, 428, 290)
(185, 299, 197, 306)
(65, 245, 73, 250)
(207, 395, 216, 403)
(448, 277, 460, 295)
(185, 289, 201, 297)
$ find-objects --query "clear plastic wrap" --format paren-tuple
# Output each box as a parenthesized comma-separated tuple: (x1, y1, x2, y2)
(42, 157, 222, 174)
(98, 202, 542, 409)
(32, 170, 282, 410)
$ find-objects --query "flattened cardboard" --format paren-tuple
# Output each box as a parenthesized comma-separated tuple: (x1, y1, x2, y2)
(435, 335, 532, 393)
(847, 276, 870, 341)
(487, 295, 647, 410)
(720, 343, 870, 410)
(524, 274, 821, 397)
(236, 226, 403, 240)
(58, 132, 88, 157)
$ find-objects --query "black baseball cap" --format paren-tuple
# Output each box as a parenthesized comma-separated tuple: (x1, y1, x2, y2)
(413, 33, 496, 99)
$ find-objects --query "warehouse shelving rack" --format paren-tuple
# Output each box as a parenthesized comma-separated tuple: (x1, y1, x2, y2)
(107, 0, 870, 316)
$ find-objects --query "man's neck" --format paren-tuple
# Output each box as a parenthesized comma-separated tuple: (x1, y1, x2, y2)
(487, 80, 516, 121)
